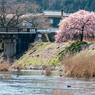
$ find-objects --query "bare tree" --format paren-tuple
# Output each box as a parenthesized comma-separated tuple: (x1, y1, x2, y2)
(26, 15, 52, 29)
(0, 0, 39, 27)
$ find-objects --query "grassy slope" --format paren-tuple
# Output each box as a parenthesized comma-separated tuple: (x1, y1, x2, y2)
(17, 41, 69, 68)
(17, 41, 92, 69)
(15, 41, 95, 77)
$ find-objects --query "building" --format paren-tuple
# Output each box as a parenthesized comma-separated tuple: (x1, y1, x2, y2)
(21, 11, 69, 28)
(43, 11, 69, 27)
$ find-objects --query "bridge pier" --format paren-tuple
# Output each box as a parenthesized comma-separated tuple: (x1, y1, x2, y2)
(4, 42, 16, 57)
(2, 38, 17, 57)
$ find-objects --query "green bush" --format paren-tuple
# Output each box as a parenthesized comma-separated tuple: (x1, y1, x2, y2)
(36, 54, 39, 57)
(92, 48, 95, 50)
(66, 41, 87, 52)
(40, 43, 44, 46)
(58, 41, 87, 56)
(23, 63, 27, 66)
(29, 49, 36, 55)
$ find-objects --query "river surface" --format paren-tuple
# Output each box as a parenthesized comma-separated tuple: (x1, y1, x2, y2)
(0, 70, 95, 95)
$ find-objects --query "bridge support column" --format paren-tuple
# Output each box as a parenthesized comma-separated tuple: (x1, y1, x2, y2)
(4, 43, 16, 57)
(2, 39, 16, 57)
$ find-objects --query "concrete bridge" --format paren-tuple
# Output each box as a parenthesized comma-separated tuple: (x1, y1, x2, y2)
(0, 27, 56, 57)
(0, 27, 37, 57)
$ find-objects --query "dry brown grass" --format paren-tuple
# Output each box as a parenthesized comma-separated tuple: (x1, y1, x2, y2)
(83, 37, 95, 43)
(63, 50, 95, 78)
(0, 59, 10, 71)
(11, 60, 23, 71)
(45, 67, 51, 76)
(68, 37, 95, 44)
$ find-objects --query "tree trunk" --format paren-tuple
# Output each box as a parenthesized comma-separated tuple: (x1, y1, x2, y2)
(80, 28, 84, 41)
(80, 33, 83, 41)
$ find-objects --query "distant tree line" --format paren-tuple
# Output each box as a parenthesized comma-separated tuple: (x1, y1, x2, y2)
(26, 0, 95, 13)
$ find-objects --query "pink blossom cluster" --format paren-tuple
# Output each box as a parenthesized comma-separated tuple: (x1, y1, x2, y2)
(55, 10, 95, 42)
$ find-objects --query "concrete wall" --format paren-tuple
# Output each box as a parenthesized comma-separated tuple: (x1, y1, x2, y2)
(4, 43, 16, 57)
(35, 32, 56, 42)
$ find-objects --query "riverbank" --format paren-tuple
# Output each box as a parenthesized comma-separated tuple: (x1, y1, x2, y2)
(1, 40, 95, 78)
(11, 40, 95, 78)
(12, 40, 69, 71)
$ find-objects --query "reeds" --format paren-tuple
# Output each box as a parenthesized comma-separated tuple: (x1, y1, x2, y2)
(0, 59, 10, 71)
(11, 59, 22, 71)
(45, 67, 51, 76)
(63, 50, 95, 78)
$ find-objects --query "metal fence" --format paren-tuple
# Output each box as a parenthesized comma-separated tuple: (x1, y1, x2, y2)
(0, 27, 37, 33)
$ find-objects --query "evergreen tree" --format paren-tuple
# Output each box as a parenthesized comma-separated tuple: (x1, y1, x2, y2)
(90, 0, 95, 12)
(84, 2, 90, 11)
(15, 0, 95, 13)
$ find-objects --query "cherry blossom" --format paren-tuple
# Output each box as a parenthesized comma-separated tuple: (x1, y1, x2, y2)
(55, 10, 95, 42)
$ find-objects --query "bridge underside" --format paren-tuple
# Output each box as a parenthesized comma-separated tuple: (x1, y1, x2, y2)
(0, 34, 36, 57)
(16, 34, 36, 54)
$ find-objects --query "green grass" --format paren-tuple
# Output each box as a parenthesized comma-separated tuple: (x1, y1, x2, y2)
(23, 63, 27, 66)
(22, 57, 61, 67)
(36, 42, 50, 52)
(58, 41, 87, 56)
(45, 56, 61, 66)
(23, 58, 47, 66)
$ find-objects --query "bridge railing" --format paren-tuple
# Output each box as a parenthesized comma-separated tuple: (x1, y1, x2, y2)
(0, 27, 37, 33)
(19, 27, 37, 32)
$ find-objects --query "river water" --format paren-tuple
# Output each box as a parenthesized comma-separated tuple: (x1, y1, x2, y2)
(0, 70, 95, 95)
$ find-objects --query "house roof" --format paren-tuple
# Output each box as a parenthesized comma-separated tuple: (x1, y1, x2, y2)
(43, 11, 69, 17)
(21, 13, 42, 18)
(21, 11, 69, 18)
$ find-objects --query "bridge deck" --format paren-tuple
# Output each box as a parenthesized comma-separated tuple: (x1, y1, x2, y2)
(0, 32, 36, 34)
(0, 27, 37, 34)
(0, 27, 58, 34)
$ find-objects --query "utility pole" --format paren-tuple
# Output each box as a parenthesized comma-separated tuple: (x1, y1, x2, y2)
(61, 0, 64, 17)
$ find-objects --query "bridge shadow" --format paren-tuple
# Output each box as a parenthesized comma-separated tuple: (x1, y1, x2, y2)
(14, 51, 27, 60)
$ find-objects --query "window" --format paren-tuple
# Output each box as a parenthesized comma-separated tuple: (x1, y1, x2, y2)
(49, 19, 53, 24)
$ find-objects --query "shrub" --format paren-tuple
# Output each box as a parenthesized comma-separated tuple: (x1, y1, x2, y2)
(40, 43, 44, 46)
(57, 41, 87, 56)
(0, 60, 10, 71)
(92, 48, 95, 50)
(23, 63, 27, 66)
(45, 68, 51, 76)
(29, 49, 36, 55)
(36, 54, 39, 57)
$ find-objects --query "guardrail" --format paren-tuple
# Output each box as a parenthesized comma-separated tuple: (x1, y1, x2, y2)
(0, 27, 37, 32)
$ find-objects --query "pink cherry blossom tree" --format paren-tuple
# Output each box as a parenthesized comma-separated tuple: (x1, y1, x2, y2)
(55, 10, 95, 42)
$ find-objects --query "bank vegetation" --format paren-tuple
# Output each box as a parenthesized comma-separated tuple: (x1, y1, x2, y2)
(0, 40, 95, 78)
